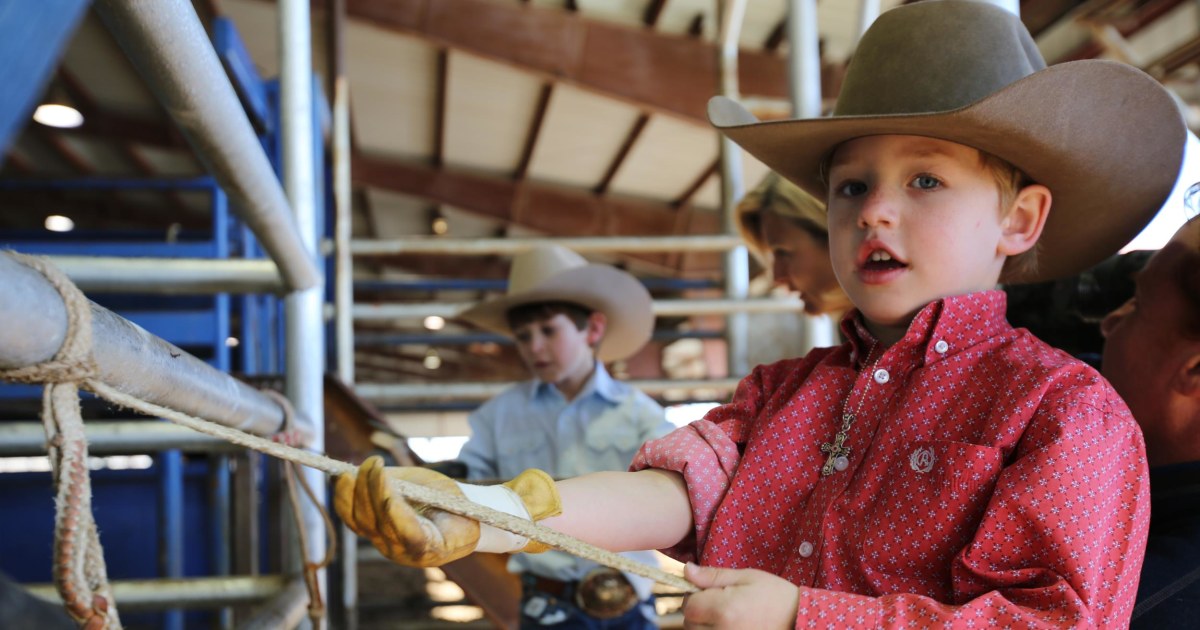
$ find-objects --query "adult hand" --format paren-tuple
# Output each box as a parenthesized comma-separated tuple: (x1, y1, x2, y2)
(682, 563, 799, 630)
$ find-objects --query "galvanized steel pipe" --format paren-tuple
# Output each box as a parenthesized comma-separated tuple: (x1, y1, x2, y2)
(0, 254, 298, 439)
(0, 421, 236, 456)
(356, 378, 741, 403)
(93, 0, 319, 292)
(716, 0, 751, 379)
(27, 575, 287, 610)
(351, 235, 745, 256)
(351, 297, 803, 321)
(47, 256, 283, 294)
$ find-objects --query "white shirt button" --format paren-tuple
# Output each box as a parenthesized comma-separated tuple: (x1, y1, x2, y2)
(798, 541, 814, 557)
(934, 340, 949, 354)
(873, 368, 890, 384)
(834, 456, 849, 472)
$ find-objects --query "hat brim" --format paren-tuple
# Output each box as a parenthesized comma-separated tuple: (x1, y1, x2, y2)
(710, 60, 1186, 283)
(456, 265, 653, 362)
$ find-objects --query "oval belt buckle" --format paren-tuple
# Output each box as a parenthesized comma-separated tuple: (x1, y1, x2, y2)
(574, 567, 638, 619)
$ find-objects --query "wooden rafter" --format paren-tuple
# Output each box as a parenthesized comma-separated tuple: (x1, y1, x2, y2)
(672, 158, 718, 208)
(339, 0, 790, 123)
(1055, 0, 1188, 62)
(594, 113, 649, 195)
(643, 0, 668, 28)
(514, 82, 553, 181)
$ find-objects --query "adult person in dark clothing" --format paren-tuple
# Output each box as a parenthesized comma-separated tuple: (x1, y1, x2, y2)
(1100, 214, 1200, 628)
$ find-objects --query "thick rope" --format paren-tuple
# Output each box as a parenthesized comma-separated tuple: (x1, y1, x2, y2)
(0, 253, 120, 630)
(2, 252, 698, 599)
(88, 381, 697, 593)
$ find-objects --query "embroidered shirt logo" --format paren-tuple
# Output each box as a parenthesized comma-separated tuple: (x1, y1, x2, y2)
(909, 447, 936, 473)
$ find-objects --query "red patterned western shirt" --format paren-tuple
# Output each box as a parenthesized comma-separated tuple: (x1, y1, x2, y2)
(632, 291, 1150, 628)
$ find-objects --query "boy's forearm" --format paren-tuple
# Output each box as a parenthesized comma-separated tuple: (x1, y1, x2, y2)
(541, 469, 692, 552)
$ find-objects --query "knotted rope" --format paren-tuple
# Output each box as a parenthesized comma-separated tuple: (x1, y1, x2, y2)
(0, 253, 120, 630)
(1, 253, 698, 621)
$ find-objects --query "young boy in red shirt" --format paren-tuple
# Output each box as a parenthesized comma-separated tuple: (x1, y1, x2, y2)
(335, 2, 1185, 627)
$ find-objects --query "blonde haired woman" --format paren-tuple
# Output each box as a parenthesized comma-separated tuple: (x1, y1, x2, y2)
(736, 172, 851, 318)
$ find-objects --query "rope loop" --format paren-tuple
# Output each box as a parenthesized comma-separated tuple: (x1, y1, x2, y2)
(0, 252, 98, 385)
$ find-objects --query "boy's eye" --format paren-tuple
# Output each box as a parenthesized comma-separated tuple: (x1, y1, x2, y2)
(835, 180, 868, 197)
(540, 326, 556, 337)
(514, 331, 532, 343)
(912, 174, 942, 190)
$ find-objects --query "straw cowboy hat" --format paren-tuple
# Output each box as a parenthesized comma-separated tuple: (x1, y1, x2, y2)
(708, 0, 1186, 284)
(457, 244, 654, 362)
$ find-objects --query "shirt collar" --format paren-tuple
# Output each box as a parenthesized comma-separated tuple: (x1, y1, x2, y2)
(532, 361, 621, 404)
(839, 290, 1011, 368)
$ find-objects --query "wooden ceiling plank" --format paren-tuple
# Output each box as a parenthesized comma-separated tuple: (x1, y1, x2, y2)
(594, 113, 649, 195)
(341, 0, 789, 123)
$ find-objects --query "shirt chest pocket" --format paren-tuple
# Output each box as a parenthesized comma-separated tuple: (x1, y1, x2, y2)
(496, 430, 550, 476)
(582, 416, 643, 462)
(850, 440, 1004, 586)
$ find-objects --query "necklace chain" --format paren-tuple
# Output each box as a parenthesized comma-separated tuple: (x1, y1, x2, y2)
(820, 340, 880, 476)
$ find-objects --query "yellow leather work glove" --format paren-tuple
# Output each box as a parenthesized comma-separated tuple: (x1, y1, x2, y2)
(334, 456, 563, 567)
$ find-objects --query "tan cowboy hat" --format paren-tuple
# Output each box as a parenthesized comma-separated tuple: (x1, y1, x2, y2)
(457, 244, 654, 362)
(708, 0, 1186, 284)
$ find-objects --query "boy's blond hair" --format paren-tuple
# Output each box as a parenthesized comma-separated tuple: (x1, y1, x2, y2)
(979, 151, 1038, 279)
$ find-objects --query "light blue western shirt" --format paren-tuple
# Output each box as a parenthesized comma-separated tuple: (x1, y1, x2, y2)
(457, 361, 673, 607)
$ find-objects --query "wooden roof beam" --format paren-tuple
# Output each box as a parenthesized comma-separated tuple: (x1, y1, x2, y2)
(342, 0, 790, 123)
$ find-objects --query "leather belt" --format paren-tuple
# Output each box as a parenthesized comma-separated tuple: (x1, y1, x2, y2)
(528, 575, 574, 599)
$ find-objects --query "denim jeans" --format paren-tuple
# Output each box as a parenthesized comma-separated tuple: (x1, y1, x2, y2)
(519, 576, 656, 630)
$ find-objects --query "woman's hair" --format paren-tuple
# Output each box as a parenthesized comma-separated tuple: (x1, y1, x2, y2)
(736, 173, 828, 261)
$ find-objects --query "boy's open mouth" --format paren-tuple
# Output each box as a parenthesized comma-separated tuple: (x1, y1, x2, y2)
(861, 249, 908, 272)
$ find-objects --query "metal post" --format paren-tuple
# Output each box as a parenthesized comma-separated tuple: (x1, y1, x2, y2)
(716, 0, 750, 379)
(93, 0, 320, 292)
(856, 0, 881, 42)
(328, 0, 358, 626)
(786, 0, 821, 119)
(279, 2, 327, 626)
(159, 450, 184, 630)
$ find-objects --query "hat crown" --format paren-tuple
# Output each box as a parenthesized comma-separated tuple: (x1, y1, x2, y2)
(836, 1, 1045, 117)
(507, 245, 588, 294)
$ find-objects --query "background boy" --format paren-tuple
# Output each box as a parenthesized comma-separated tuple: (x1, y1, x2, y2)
(336, 2, 1185, 628)
(451, 244, 672, 629)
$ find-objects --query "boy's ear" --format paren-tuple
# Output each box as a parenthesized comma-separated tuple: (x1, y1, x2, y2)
(1177, 348, 1200, 398)
(998, 184, 1051, 256)
(585, 312, 607, 347)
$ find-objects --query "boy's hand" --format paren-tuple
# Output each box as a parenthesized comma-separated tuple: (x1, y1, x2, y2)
(682, 563, 799, 630)
(334, 456, 563, 566)
(334, 456, 480, 566)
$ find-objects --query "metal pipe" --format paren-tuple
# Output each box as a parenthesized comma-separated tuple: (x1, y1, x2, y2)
(0, 422, 239, 456)
(356, 379, 741, 402)
(350, 235, 744, 256)
(47, 256, 283, 294)
(334, 84, 354, 385)
(787, 0, 822, 118)
(856, 0, 881, 42)
(26, 575, 288, 610)
(279, 0, 328, 610)
(93, 0, 319, 292)
(238, 578, 310, 630)
(716, 0, 750, 379)
(329, 0, 358, 625)
(0, 253, 301, 440)
(351, 297, 803, 321)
